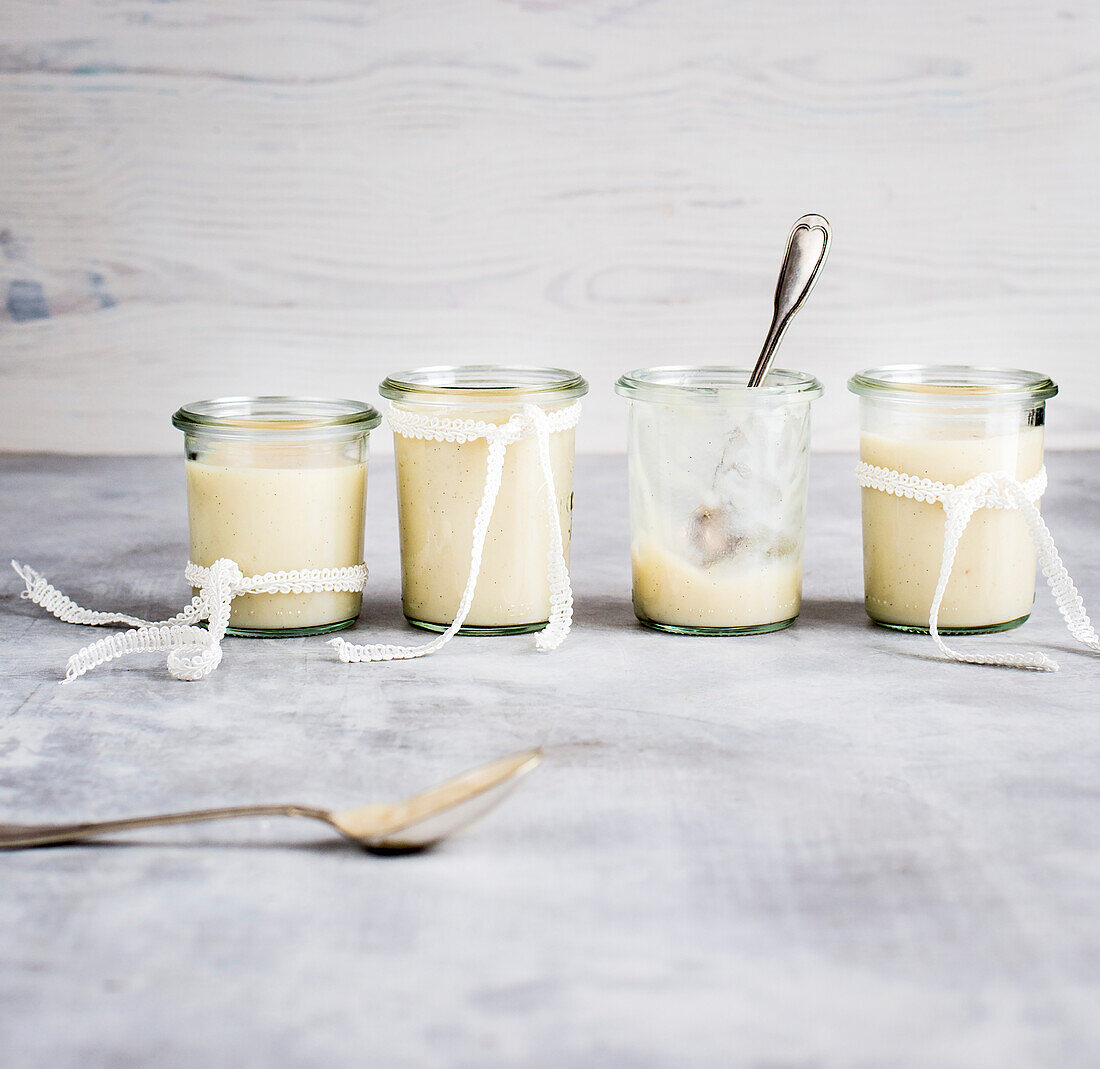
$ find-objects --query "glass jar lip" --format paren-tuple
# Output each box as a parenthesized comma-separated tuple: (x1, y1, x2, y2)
(848, 364, 1058, 403)
(378, 364, 589, 404)
(171, 396, 381, 439)
(615, 366, 823, 403)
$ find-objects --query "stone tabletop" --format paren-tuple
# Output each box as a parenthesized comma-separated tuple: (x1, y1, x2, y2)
(1, 453, 1099, 1068)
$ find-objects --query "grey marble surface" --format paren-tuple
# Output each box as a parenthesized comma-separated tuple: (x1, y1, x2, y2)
(1, 453, 1099, 1069)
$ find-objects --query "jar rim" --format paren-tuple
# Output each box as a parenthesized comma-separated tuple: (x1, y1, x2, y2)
(615, 366, 823, 403)
(848, 364, 1057, 403)
(171, 396, 381, 439)
(379, 364, 589, 403)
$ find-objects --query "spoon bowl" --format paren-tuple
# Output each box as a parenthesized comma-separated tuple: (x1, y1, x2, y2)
(334, 749, 542, 851)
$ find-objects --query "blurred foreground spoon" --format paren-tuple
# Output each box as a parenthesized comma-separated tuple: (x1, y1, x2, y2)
(0, 749, 541, 853)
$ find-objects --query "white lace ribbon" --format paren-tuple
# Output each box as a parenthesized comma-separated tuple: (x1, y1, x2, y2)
(856, 462, 1099, 670)
(331, 400, 581, 663)
(12, 559, 368, 682)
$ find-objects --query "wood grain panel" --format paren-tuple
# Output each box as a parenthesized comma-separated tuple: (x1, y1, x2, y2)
(1, 0, 1099, 452)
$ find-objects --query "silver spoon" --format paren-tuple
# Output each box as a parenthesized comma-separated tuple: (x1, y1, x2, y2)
(686, 214, 831, 561)
(0, 749, 541, 852)
(746, 214, 831, 387)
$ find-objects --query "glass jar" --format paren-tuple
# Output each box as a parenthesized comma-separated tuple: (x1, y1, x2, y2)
(379, 365, 588, 634)
(848, 365, 1058, 634)
(615, 366, 823, 634)
(171, 396, 381, 637)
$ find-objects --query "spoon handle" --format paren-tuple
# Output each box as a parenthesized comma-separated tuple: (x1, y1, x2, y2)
(0, 804, 330, 849)
(747, 214, 831, 388)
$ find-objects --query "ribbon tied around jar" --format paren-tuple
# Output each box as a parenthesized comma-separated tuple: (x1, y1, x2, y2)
(330, 400, 582, 663)
(12, 559, 369, 681)
(856, 461, 1099, 670)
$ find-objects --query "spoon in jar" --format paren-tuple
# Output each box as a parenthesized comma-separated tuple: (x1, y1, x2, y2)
(0, 749, 541, 852)
(746, 213, 832, 387)
(687, 214, 831, 561)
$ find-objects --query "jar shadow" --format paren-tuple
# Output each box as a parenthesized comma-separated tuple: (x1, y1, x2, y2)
(791, 598, 869, 629)
(572, 594, 636, 630)
(569, 595, 872, 633)
(353, 592, 417, 633)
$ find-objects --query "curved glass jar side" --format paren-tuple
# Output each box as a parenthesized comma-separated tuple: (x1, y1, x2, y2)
(380, 365, 588, 409)
(173, 397, 377, 638)
(620, 368, 820, 635)
(173, 396, 381, 440)
(848, 364, 1057, 404)
(381, 365, 586, 635)
(848, 366, 1055, 634)
(616, 365, 822, 405)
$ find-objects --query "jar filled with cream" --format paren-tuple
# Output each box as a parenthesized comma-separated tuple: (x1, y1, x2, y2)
(171, 396, 381, 636)
(378, 365, 588, 636)
(848, 365, 1058, 634)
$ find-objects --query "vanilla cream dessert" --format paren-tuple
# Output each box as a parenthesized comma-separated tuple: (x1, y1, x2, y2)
(392, 409, 575, 630)
(632, 535, 802, 629)
(859, 426, 1044, 630)
(185, 445, 367, 631)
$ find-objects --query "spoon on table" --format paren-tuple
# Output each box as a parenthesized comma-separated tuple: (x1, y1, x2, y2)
(747, 213, 832, 387)
(687, 214, 832, 561)
(0, 749, 541, 852)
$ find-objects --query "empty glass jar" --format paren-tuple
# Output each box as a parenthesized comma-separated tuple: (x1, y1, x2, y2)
(171, 396, 381, 637)
(849, 365, 1057, 633)
(616, 366, 823, 634)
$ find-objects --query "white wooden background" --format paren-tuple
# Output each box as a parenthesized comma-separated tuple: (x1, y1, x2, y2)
(1, 0, 1098, 454)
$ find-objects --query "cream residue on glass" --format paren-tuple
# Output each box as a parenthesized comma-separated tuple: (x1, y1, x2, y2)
(622, 382, 817, 634)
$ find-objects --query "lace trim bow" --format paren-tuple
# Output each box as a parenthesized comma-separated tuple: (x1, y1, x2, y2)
(12, 559, 368, 682)
(330, 400, 582, 663)
(855, 462, 1098, 670)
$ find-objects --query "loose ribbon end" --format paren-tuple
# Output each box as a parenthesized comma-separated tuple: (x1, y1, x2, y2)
(535, 628, 567, 653)
(329, 637, 355, 662)
(11, 560, 38, 597)
(1022, 651, 1059, 672)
